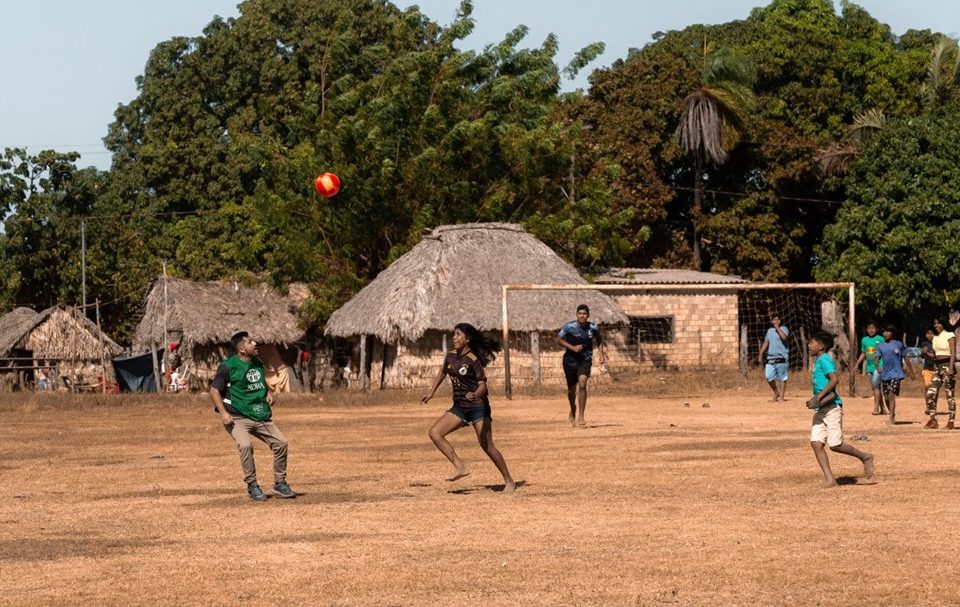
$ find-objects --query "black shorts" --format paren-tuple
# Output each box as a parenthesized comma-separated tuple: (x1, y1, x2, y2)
(448, 403, 491, 425)
(881, 378, 902, 396)
(563, 360, 592, 386)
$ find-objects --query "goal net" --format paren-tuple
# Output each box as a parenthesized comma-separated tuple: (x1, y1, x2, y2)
(499, 282, 856, 398)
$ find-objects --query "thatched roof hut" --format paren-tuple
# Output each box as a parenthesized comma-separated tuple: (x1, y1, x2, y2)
(134, 278, 305, 352)
(0, 305, 121, 359)
(133, 278, 308, 388)
(0, 305, 122, 391)
(326, 223, 627, 342)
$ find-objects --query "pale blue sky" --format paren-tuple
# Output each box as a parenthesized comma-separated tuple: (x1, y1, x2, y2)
(0, 1, 955, 170)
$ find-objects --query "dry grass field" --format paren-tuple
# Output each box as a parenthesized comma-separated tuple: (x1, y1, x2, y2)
(3, 375, 960, 606)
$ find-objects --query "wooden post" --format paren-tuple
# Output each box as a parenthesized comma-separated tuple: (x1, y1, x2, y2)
(739, 325, 748, 377)
(379, 342, 389, 390)
(531, 331, 541, 386)
(501, 285, 512, 400)
(95, 299, 107, 393)
(358, 334, 368, 392)
(162, 261, 169, 375)
(799, 326, 809, 370)
(848, 283, 857, 397)
(150, 346, 162, 393)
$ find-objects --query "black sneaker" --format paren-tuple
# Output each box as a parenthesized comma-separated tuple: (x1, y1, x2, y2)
(273, 481, 296, 499)
(247, 484, 268, 502)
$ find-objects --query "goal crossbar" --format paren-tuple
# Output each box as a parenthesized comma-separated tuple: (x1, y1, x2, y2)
(500, 282, 856, 399)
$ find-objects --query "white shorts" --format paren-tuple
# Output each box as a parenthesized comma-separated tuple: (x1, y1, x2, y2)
(811, 405, 843, 447)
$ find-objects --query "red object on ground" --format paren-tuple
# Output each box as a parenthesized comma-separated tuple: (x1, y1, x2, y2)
(314, 173, 341, 197)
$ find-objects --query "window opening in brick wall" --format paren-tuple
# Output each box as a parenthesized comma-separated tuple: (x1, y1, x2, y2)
(628, 316, 674, 344)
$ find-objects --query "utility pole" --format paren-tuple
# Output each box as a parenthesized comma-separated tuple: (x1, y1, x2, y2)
(81, 219, 87, 316)
(162, 260, 170, 376)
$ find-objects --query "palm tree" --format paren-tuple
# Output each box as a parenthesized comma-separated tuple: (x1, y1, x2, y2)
(815, 108, 886, 176)
(817, 36, 958, 177)
(675, 42, 754, 270)
(921, 36, 960, 111)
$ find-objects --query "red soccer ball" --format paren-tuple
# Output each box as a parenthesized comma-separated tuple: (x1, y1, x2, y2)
(314, 172, 341, 197)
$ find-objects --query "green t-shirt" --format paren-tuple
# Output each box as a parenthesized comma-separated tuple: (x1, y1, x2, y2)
(861, 335, 885, 373)
(214, 355, 271, 422)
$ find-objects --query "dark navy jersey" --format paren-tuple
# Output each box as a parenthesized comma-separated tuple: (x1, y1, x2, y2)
(559, 320, 600, 365)
(444, 349, 488, 408)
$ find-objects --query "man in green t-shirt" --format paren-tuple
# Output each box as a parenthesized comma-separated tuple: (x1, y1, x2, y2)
(209, 331, 296, 502)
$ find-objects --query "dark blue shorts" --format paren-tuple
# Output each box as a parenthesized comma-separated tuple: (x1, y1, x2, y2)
(448, 402, 491, 425)
(563, 360, 592, 386)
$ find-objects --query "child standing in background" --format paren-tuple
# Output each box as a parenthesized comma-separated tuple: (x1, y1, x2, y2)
(857, 321, 886, 416)
(876, 326, 907, 425)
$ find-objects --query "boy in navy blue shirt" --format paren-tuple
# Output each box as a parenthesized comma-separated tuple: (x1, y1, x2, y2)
(558, 304, 606, 428)
(876, 325, 908, 425)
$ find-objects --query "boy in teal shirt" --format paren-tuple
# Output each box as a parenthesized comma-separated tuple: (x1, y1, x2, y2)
(209, 331, 297, 501)
(808, 331, 875, 488)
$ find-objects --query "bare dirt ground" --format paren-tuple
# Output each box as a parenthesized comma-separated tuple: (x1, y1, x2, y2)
(3, 376, 959, 606)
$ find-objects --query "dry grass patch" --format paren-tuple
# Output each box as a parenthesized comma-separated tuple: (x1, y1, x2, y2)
(3, 379, 959, 606)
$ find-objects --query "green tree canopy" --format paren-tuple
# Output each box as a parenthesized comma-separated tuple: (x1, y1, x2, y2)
(0, 148, 104, 313)
(578, 0, 933, 280)
(814, 109, 960, 316)
(95, 0, 617, 331)
(1, 0, 956, 337)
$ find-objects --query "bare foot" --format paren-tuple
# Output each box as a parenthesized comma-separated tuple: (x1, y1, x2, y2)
(502, 480, 516, 493)
(886, 417, 896, 426)
(769, 397, 779, 402)
(821, 479, 838, 488)
(576, 418, 587, 428)
(446, 467, 470, 482)
(863, 454, 875, 479)
(779, 397, 788, 402)
(568, 414, 576, 426)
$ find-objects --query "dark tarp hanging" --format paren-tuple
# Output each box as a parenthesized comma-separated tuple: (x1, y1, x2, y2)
(112, 350, 163, 393)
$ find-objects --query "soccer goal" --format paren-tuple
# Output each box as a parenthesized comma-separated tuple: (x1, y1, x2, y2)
(499, 282, 856, 399)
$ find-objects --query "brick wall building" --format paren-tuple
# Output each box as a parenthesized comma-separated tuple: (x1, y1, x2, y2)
(595, 269, 747, 371)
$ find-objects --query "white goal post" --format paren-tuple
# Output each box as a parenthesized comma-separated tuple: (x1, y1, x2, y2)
(500, 282, 856, 399)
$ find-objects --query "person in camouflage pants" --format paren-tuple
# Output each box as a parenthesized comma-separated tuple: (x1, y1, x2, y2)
(924, 317, 956, 430)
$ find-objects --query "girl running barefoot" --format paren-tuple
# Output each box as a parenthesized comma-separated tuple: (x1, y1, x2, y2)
(421, 323, 516, 493)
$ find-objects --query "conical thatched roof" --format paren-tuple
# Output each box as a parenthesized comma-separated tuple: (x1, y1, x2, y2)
(134, 278, 305, 351)
(325, 223, 628, 342)
(0, 305, 122, 358)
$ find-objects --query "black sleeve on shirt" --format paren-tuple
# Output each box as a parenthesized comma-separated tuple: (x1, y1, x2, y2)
(211, 364, 229, 392)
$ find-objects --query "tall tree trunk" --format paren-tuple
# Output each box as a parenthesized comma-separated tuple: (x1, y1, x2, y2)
(692, 155, 703, 270)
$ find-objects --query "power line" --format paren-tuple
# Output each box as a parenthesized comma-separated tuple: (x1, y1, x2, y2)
(70, 209, 220, 221)
(8, 144, 108, 149)
(668, 185, 844, 205)
(10, 288, 143, 311)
